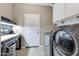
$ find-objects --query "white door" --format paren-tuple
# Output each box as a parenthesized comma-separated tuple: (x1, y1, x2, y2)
(24, 14, 40, 47)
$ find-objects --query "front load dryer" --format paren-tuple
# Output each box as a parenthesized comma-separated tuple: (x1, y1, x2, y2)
(52, 15, 79, 56)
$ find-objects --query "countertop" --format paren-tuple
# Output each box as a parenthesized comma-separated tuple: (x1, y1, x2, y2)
(1, 34, 20, 42)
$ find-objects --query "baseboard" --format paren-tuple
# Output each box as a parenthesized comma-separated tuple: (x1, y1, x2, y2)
(26, 46, 39, 48)
(21, 46, 26, 48)
(39, 45, 44, 47)
(21, 45, 44, 48)
(21, 47, 25, 48)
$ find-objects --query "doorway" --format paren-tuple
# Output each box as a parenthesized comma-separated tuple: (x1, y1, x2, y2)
(24, 14, 40, 47)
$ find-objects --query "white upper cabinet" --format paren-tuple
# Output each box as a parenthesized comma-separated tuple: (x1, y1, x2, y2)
(66, 3, 79, 17)
(53, 3, 66, 22)
(53, 3, 79, 23)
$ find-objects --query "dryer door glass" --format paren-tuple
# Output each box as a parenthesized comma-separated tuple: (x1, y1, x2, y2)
(55, 30, 75, 56)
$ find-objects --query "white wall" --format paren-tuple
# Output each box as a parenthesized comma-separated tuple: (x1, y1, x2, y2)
(0, 3, 13, 19)
(13, 3, 53, 47)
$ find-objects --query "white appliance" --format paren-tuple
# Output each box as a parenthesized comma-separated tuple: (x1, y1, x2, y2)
(44, 32, 51, 56)
(24, 27, 40, 47)
(51, 14, 79, 56)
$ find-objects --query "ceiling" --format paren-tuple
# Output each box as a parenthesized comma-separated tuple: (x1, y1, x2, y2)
(27, 3, 53, 7)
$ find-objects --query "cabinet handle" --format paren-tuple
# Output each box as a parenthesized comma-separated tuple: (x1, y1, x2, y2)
(76, 16, 79, 18)
(54, 24, 57, 26)
(61, 21, 64, 24)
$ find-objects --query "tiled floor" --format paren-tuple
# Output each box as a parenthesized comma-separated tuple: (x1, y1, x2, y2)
(16, 47, 45, 56)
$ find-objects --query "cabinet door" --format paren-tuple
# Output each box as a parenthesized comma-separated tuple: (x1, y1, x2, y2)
(66, 3, 79, 17)
(53, 3, 65, 22)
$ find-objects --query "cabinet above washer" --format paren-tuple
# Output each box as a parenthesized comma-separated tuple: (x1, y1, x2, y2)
(66, 3, 79, 18)
(53, 3, 66, 23)
(53, 3, 79, 23)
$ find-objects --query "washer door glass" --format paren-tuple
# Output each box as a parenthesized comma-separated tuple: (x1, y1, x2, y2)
(55, 30, 75, 56)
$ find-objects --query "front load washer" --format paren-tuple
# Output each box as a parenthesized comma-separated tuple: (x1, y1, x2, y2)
(52, 15, 79, 56)
(53, 25, 79, 56)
